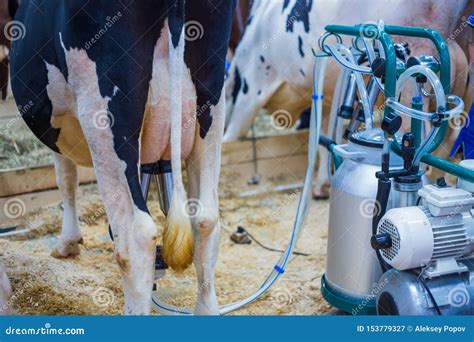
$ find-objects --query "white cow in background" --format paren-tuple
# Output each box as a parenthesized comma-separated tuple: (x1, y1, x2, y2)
(224, 0, 470, 198)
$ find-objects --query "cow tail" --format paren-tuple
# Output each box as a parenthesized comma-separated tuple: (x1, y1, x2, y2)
(162, 0, 193, 272)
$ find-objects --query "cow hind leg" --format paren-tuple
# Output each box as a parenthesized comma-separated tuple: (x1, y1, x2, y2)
(187, 92, 226, 315)
(223, 63, 282, 141)
(51, 153, 83, 258)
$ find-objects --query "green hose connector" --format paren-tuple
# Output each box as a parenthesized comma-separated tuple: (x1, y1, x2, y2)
(330, 144, 343, 170)
(411, 98, 423, 148)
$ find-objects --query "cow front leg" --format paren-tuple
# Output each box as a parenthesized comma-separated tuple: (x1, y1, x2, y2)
(51, 153, 83, 258)
(187, 92, 226, 315)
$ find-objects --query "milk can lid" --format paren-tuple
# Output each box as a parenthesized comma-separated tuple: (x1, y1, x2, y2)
(349, 129, 386, 149)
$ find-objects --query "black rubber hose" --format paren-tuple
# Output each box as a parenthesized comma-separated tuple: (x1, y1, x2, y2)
(372, 178, 392, 273)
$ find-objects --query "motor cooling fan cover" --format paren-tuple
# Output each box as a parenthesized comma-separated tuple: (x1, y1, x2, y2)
(377, 207, 434, 270)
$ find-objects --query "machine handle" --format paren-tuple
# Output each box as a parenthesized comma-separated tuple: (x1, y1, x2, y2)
(333, 144, 367, 160)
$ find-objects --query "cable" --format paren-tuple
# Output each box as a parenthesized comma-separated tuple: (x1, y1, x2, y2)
(416, 196, 422, 206)
(418, 274, 442, 315)
(235, 226, 310, 257)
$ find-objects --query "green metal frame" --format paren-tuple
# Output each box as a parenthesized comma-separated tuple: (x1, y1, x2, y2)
(329, 144, 343, 169)
(321, 274, 377, 315)
(323, 23, 474, 183)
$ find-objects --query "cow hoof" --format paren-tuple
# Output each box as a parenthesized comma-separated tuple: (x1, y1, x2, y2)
(312, 184, 330, 200)
(51, 238, 83, 258)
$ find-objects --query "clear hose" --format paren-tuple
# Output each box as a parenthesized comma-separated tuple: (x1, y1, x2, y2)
(385, 64, 464, 167)
(361, 38, 385, 92)
(413, 125, 440, 167)
(328, 66, 350, 141)
(326, 62, 350, 182)
(325, 43, 374, 129)
(151, 56, 327, 316)
(386, 65, 464, 121)
(325, 43, 372, 74)
(396, 65, 446, 110)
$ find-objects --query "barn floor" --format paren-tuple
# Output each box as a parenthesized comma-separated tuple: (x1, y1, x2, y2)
(0, 106, 333, 316)
(0, 177, 332, 315)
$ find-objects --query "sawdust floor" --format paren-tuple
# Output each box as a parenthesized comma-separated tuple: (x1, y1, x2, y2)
(0, 172, 332, 316)
(0, 102, 331, 315)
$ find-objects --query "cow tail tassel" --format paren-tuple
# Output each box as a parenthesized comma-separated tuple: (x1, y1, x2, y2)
(162, 4, 194, 273)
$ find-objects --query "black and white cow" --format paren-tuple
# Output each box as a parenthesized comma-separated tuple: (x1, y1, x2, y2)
(224, 0, 470, 198)
(9, 0, 235, 315)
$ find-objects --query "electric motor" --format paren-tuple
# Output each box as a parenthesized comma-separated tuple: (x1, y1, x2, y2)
(375, 185, 474, 271)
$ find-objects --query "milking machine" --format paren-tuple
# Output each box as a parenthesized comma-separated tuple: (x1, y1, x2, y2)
(139, 161, 173, 280)
(108, 161, 172, 279)
(136, 22, 474, 316)
(316, 22, 474, 315)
